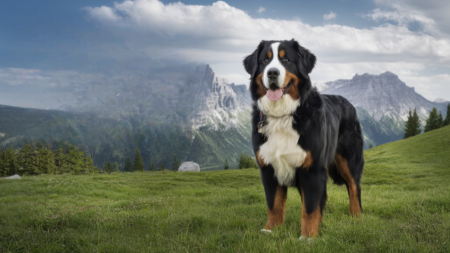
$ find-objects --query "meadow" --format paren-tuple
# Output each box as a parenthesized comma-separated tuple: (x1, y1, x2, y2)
(1, 126, 450, 252)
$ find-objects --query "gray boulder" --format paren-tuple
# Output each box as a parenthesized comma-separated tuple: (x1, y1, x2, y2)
(178, 162, 200, 172)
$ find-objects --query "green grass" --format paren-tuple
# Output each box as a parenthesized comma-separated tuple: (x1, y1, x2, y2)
(1, 126, 450, 252)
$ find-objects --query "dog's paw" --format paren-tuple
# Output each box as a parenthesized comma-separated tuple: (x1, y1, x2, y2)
(260, 228, 272, 233)
(299, 236, 314, 243)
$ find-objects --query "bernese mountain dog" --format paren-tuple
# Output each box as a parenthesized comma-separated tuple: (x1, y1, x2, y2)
(243, 39, 364, 238)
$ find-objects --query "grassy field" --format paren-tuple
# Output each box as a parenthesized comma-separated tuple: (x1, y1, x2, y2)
(1, 126, 450, 252)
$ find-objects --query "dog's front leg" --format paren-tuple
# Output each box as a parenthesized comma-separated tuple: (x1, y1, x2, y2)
(297, 168, 327, 237)
(260, 165, 287, 231)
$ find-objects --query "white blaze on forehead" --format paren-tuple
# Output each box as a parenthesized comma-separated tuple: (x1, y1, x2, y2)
(263, 42, 286, 89)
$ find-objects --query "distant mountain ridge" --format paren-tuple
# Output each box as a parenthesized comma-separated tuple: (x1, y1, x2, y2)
(320, 72, 448, 147)
(321, 72, 447, 121)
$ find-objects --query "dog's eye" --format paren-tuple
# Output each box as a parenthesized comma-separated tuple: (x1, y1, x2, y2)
(263, 58, 269, 64)
(282, 58, 289, 63)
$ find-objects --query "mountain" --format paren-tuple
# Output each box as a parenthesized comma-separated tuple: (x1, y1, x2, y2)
(1, 66, 447, 168)
(0, 64, 253, 169)
(320, 72, 447, 147)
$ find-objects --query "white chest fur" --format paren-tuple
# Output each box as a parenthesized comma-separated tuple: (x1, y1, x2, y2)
(257, 95, 307, 186)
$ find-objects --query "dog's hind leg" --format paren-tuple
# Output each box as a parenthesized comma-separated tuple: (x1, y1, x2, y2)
(335, 154, 362, 216)
(260, 165, 287, 231)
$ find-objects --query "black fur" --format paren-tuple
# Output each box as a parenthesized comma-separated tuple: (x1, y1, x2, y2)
(244, 40, 364, 223)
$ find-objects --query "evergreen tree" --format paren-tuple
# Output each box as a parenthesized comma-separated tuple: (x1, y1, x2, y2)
(104, 161, 113, 174)
(65, 145, 85, 174)
(368, 143, 373, 149)
(124, 157, 132, 172)
(6, 148, 18, 176)
(0, 148, 6, 177)
(114, 162, 119, 172)
(404, 108, 421, 138)
(37, 146, 55, 175)
(424, 107, 440, 132)
(17, 144, 38, 175)
(53, 147, 65, 174)
(84, 154, 97, 174)
(444, 103, 450, 126)
(133, 148, 144, 172)
(239, 152, 245, 169)
(159, 162, 164, 171)
(437, 112, 444, 128)
(148, 160, 155, 171)
(403, 109, 414, 139)
(412, 109, 422, 136)
(224, 159, 229, 170)
(172, 154, 180, 171)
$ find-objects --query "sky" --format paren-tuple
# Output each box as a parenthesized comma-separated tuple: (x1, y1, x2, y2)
(1, 0, 450, 108)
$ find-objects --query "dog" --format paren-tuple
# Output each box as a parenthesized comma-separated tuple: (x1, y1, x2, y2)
(243, 39, 364, 238)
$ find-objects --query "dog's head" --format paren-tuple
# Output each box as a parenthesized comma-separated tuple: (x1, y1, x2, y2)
(243, 40, 316, 115)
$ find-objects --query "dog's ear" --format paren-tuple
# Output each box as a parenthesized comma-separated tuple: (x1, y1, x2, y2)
(243, 41, 265, 77)
(293, 40, 316, 78)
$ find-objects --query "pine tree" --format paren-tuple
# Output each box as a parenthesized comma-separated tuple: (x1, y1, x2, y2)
(444, 103, 450, 126)
(368, 143, 373, 149)
(53, 147, 65, 174)
(6, 147, 18, 176)
(437, 112, 444, 128)
(37, 146, 55, 175)
(224, 159, 229, 170)
(404, 109, 414, 139)
(148, 160, 155, 171)
(133, 148, 144, 172)
(412, 109, 422, 136)
(104, 161, 113, 174)
(404, 108, 421, 138)
(0, 148, 6, 177)
(114, 162, 119, 172)
(84, 154, 97, 174)
(159, 162, 164, 171)
(172, 154, 180, 171)
(65, 145, 85, 174)
(17, 144, 38, 175)
(124, 157, 132, 172)
(425, 107, 440, 132)
(238, 152, 245, 169)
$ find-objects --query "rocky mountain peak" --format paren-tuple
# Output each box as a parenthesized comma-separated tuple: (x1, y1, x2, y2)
(322, 72, 446, 122)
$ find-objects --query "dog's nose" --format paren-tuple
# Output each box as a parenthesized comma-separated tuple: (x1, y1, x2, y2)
(267, 68, 280, 79)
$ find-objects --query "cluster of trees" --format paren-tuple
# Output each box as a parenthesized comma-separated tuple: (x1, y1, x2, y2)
(0, 143, 98, 177)
(404, 104, 450, 139)
(103, 150, 181, 173)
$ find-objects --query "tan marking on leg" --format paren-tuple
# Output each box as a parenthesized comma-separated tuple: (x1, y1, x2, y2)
(279, 49, 285, 58)
(335, 154, 361, 216)
(284, 71, 300, 100)
(255, 72, 267, 98)
(256, 150, 266, 167)
(301, 151, 313, 170)
(264, 185, 287, 230)
(301, 189, 322, 237)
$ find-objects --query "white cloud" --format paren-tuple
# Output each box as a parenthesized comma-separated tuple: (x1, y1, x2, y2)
(323, 11, 336, 21)
(83, 0, 450, 101)
(257, 7, 265, 14)
(371, 0, 450, 37)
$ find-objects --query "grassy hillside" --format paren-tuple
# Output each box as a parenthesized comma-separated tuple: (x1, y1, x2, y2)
(1, 126, 449, 252)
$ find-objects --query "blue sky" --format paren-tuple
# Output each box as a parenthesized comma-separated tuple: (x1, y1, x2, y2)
(1, 0, 450, 108)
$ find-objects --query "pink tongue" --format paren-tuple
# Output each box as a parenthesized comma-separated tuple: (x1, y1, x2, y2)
(266, 89, 283, 101)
